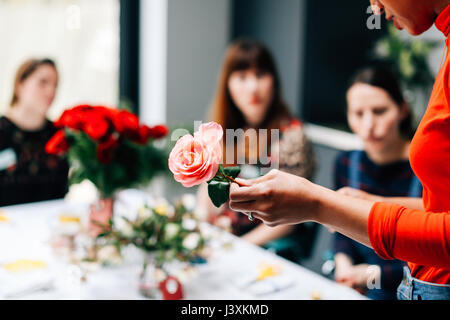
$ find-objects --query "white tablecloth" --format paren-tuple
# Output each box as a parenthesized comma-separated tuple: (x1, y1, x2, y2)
(0, 194, 366, 300)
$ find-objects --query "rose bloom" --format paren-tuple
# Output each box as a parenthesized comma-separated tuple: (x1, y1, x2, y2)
(97, 136, 119, 164)
(45, 130, 70, 155)
(168, 122, 223, 188)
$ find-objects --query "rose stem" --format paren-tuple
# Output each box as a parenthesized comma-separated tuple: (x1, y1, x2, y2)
(218, 173, 245, 187)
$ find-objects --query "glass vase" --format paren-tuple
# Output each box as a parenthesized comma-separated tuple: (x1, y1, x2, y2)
(88, 197, 114, 238)
(138, 253, 165, 299)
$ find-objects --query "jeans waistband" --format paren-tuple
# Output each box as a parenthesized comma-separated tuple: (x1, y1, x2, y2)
(398, 267, 450, 300)
(402, 267, 450, 288)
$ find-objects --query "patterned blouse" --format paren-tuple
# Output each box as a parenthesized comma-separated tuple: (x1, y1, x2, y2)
(0, 116, 69, 207)
(212, 118, 316, 236)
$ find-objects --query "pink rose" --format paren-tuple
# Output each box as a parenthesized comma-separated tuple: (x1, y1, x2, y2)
(169, 122, 223, 187)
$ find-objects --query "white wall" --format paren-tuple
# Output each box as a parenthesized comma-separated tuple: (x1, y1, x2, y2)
(0, 0, 119, 119)
(166, 0, 231, 126)
(140, 0, 231, 128)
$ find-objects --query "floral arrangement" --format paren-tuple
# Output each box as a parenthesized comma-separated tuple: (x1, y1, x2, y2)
(168, 122, 241, 208)
(45, 105, 169, 198)
(96, 194, 207, 268)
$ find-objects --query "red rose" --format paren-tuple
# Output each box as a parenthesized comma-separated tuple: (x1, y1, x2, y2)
(149, 125, 168, 139)
(128, 125, 151, 145)
(55, 105, 95, 130)
(97, 136, 119, 164)
(93, 106, 119, 122)
(72, 104, 94, 113)
(127, 125, 168, 145)
(84, 115, 111, 141)
(114, 110, 140, 135)
(45, 130, 71, 155)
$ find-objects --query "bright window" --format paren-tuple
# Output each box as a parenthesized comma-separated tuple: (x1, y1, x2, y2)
(0, 0, 120, 119)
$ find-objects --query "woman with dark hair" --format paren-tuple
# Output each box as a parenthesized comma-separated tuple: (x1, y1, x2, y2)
(332, 66, 422, 300)
(229, 0, 450, 300)
(197, 39, 316, 260)
(0, 58, 69, 206)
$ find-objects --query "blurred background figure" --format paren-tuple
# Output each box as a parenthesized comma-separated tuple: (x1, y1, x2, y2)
(0, 58, 69, 207)
(197, 39, 317, 263)
(332, 65, 422, 300)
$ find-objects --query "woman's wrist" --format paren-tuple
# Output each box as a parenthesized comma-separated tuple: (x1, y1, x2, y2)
(309, 182, 337, 224)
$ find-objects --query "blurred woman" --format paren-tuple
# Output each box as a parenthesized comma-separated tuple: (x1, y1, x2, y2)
(0, 58, 69, 207)
(333, 66, 422, 300)
(197, 39, 316, 261)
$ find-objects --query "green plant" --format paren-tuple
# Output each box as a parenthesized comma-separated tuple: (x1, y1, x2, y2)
(373, 24, 438, 90)
(97, 196, 207, 268)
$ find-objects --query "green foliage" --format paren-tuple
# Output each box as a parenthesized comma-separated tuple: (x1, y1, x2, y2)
(65, 129, 169, 198)
(99, 199, 207, 268)
(374, 24, 438, 90)
(207, 165, 241, 208)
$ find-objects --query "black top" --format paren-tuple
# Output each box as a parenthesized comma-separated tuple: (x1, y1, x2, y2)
(0, 116, 69, 207)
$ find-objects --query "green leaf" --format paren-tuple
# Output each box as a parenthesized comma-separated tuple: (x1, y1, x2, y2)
(97, 232, 111, 239)
(222, 166, 241, 179)
(208, 181, 230, 208)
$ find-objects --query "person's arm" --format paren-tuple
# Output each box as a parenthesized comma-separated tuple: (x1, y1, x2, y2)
(230, 170, 374, 247)
(229, 169, 450, 269)
(241, 224, 295, 246)
(337, 187, 424, 211)
(369, 203, 450, 269)
(334, 252, 355, 287)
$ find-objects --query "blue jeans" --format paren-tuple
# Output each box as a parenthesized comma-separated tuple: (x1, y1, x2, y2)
(397, 267, 450, 300)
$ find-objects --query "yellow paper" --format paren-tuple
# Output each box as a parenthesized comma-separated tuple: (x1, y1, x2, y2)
(3, 260, 47, 273)
(257, 263, 281, 281)
(59, 215, 81, 224)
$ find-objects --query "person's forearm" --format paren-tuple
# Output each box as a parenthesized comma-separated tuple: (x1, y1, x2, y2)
(334, 253, 354, 269)
(312, 183, 374, 248)
(242, 224, 295, 246)
(377, 197, 424, 211)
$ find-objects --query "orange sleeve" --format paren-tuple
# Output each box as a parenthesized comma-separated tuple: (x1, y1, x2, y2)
(368, 202, 450, 269)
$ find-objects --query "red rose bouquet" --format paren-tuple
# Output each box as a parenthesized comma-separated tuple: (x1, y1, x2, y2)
(46, 105, 169, 199)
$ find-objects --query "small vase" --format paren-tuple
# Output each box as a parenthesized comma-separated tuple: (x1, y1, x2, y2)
(88, 197, 114, 238)
(138, 253, 165, 299)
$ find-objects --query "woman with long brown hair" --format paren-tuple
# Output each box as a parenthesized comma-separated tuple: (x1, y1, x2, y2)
(0, 58, 69, 206)
(197, 39, 316, 260)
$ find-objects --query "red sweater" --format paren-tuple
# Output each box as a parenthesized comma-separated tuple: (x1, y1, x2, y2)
(368, 6, 450, 284)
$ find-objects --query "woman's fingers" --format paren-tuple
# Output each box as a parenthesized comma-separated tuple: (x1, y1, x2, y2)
(229, 182, 262, 202)
(229, 199, 258, 212)
(234, 178, 253, 186)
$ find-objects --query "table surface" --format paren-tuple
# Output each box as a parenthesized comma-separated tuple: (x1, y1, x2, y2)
(0, 192, 366, 300)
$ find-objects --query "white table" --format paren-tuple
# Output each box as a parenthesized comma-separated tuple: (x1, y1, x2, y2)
(0, 195, 366, 300)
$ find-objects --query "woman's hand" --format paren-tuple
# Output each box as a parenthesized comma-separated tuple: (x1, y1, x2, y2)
(229, 169, 319, 227)
(229, 169, 374, 248)
(335, 263, 381, 293)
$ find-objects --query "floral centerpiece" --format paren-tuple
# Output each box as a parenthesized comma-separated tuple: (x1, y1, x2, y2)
(97, 195, 207, 268)
(45, 104, 169, 236)
(95, 194, 208, 298)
